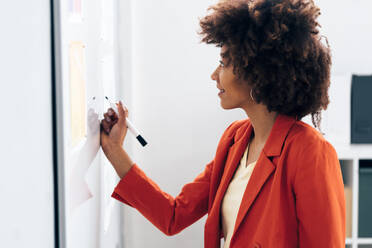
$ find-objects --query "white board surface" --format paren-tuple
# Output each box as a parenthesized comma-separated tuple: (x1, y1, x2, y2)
(54, 0, 122, 247)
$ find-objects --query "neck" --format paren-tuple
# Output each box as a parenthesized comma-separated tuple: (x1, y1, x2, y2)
(243, 104, 278, 145)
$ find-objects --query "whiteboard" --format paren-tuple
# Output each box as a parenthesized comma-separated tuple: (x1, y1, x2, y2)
(53, 0, 122, 247)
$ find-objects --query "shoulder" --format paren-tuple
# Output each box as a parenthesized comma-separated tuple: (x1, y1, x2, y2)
(285, 120, 337, 160)
(283, 121, 340, 186)
(221, 119, 250, 139)
(215, 119, 250, 151)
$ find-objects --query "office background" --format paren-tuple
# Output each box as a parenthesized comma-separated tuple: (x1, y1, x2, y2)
(1, 0, 371, 248)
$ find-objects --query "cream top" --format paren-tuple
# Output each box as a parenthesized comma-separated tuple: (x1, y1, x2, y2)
(221, 143, 257, 248)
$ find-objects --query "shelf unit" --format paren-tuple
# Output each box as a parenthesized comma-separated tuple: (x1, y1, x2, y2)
(336, 144, 372, 248)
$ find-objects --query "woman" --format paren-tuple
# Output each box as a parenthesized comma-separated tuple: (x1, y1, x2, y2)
(100, 0, 345, 247)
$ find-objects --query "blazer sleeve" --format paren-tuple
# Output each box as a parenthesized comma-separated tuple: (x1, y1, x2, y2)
(293, 139, 346, 247)
(111, 159, 213, 236)
(111, 121, 238, 236)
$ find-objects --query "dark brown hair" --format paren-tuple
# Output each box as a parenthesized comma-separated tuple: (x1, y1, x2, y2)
(198, 0, 331, 132)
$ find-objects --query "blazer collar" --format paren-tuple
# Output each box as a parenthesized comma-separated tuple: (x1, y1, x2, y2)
(233, 113, 297, 157)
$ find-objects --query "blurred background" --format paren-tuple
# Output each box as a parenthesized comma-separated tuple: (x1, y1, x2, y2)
(1, 0, 371, 248)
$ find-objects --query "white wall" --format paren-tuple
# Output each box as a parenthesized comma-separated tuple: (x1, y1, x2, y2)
(0, 1, 55, 248)
(117, 0, 372, 247)
(304, 0, 372, 154)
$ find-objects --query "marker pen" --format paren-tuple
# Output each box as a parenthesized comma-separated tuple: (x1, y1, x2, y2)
(105, 96, 147, 147)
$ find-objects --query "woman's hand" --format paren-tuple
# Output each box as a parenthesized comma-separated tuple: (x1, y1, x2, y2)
(100, 101, 134, 178)
(100, 101, 129, 155)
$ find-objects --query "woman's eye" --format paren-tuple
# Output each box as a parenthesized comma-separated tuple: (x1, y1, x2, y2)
(219, 60, 224, 67)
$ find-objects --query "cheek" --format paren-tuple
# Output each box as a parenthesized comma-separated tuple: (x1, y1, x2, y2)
(220, 71, 234, 88)
(227, 81, 249, 99)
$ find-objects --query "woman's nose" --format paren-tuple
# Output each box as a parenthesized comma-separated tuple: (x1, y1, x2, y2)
(211, 67, 218, 81)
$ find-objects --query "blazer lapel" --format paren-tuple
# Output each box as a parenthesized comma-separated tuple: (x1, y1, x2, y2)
(232, 154, 275, 236)
(204, 114, 297, 247)
(216, 129, 252, 205)
(232, 114, 297, 238)
(207, 120, 253, 236)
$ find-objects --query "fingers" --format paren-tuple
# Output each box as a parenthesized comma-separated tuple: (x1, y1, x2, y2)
(116, 101, 128, 126)
(106, 108, 118, 121)
(104, 112, 113, 123)
(100, 102, 128, 135)
(101, 106, 121, 134)
(101, 119, 111, 134)
(104, 108, 118, 122)
(117, 101, 125, 117)
(100, 124, 110, 149)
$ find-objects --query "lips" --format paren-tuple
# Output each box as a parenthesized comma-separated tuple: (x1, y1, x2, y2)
(217, 83, 225, 95)
(218, 88, 225, 97)
(217, 85, 225, 92)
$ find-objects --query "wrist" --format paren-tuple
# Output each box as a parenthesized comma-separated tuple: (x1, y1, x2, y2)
(103, 142, 122, 155)
(103, 143, 134, 179)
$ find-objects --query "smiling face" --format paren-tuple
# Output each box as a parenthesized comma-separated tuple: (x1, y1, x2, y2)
(211, 45, 252, 110)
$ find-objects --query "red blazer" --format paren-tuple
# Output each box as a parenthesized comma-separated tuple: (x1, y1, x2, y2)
(112, 114, 346, 248)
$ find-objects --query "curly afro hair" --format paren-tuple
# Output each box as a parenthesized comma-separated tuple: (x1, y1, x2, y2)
(198, 0, 331, 132)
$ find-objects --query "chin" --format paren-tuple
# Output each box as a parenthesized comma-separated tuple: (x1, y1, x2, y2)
(220, 102, 236, 110)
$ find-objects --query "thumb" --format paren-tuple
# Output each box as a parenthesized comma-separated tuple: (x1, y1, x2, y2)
(116, 101, 127, 126)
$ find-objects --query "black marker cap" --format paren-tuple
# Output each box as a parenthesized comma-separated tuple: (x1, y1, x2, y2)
(136, 135, 147, 147)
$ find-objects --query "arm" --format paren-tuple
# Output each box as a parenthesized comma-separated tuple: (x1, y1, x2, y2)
(102, 143, 135, 179)
(108, 120, 239, 236)
(293, 140, 346, 247)
(111, 156, 214, 236)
